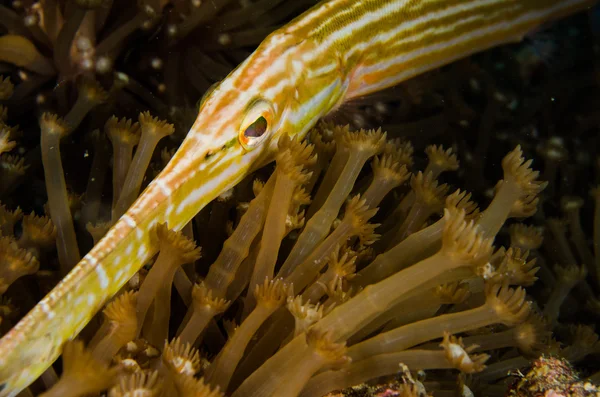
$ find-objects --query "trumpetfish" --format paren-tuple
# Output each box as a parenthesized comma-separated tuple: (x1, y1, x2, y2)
(0, 0, 595, 395)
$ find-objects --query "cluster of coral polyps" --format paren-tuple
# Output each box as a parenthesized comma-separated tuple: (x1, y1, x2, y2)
(2, 63, 600, 395)
(3, 111, 568, 396)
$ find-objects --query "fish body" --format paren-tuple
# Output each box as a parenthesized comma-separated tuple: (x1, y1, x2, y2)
(0, 0, 595, 395)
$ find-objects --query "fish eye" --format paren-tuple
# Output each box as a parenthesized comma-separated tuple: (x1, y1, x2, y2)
(239, 99, 274, 150)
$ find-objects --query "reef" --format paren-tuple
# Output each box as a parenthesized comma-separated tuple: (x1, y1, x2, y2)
(1, 1, 600, 397)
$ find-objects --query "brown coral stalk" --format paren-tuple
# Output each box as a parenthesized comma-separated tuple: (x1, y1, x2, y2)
(226, 234, 261, 303)
(0, 6, 36, 45)
(305, 123, 336, 193)
(351, 282, 470, 344)
(105, 116, 140, 212)
(306, 124, 349, 215)
(63, 78, 108, 132)
(543, 264, 587, 325)
(39, 0, 63, 45)
(202, 175, 275, 298)
(95, 13, 147, 58)
(136, 223, 201, 346)
(174, 266, 194, 307)
(172, 0, 238, 44)
(477, 146, 546, 238)
(271, 329, 349, 397)
(0, 35, 55, 75)
(113, 112, 174, 220)
(40, 113, 80, 273)
(53, 4, 86, 74)
(347, 284, 529, 361)
(206, 278, 289, 391)
(301, 333, 487, 397)
(299, 349, 452, 397)
(80, 130, 110, 226)
(197, 192, 234, 268)
(246, 136, 314, 312)
(461, 316, 548, 354)
(229, 309, 295, 389)
(561, 196, 597, 285)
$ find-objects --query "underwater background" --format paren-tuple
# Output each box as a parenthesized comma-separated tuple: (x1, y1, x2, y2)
(1, 0, 600, 396)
